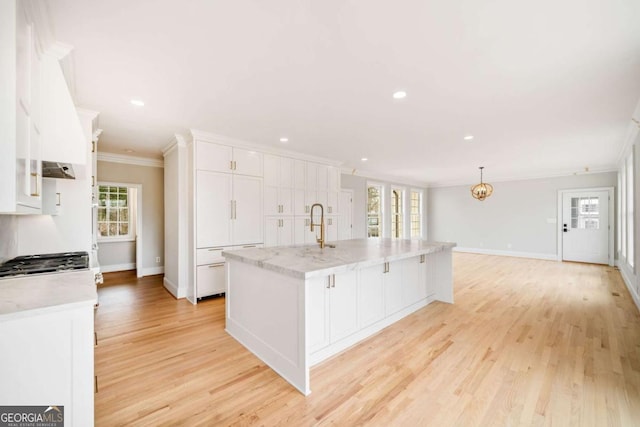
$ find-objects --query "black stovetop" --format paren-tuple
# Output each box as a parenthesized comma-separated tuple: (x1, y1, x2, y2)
(0, 251, 89, 278)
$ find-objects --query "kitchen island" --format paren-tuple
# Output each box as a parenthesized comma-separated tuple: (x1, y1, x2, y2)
(223, 238, 455, 395)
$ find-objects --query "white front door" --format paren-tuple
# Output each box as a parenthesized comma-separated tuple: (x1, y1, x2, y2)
(561, 189, 610, 264)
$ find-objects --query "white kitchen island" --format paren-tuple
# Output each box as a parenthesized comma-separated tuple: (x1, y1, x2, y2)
(222, 238, 455, 395)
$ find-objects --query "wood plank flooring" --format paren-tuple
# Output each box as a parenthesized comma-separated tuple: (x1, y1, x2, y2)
(94, 254, 640, 426)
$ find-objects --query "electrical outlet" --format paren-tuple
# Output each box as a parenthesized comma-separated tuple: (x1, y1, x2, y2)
(155, 256, 160, 263)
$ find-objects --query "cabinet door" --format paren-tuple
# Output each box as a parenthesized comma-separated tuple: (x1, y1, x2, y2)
(233, 148, 263, 177)
(294, 217, 316, 245)
(196, 262, 226, 297)
(425, 254, 437, 298)
(264, 217, 280, 247)
(326, 217, 338, 242)
(195, 141, 232, 172)
(280, 218, 295, 246)
(232, 175, 263, 244)
(328, 167, 340, 191)
(263, 154, 279, 186)
(279, 156, 294, 188)
(384, 261, 403, 315)
(358, 265, 385, 328)
(306, 162, 318, 190)
(279, 188, 294, 215)
(327, 191, 338, 214)
(42, 178, 61, 215)
(401, 257, 423, 307)
(316, 164, 329, 191)
(264, 186, 279, 216)
(305, 191, 317, 214)
(294, 189, 307, 216)
(293, 160, 306, 189)
(196, 170, 232, 248)
(330, 271, 358, 342)
(307, 276, 330, 353)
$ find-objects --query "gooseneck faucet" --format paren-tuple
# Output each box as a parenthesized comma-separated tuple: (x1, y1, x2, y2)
(310, 203, 325, 249)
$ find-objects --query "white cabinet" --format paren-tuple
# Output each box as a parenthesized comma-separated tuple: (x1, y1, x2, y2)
(383, 261, 404, 315)
(196, 247, 227, 298)
(358, 264, 385, 328)
(294, 217, 316, 245)
(327, 191, 338, 214)
(401, 256, 424, 307)
(42, 178, 61, 215)
(326, 217, 338, 242)
(264, 186, 293, 216)
(307, 271, 358, 354)
(265, 217, 294, 247)
(328, 167, 340, 191)
(195, 140, 263, 177)
(0, 304, 94, 426)
(264, 154, 294, 187)
(293, 160, 306, 189)
(196, 171, 262, 248)
(1, 0, 43, 213)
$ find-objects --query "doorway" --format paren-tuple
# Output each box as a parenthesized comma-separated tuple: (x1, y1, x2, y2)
(558, 187, 614, 265)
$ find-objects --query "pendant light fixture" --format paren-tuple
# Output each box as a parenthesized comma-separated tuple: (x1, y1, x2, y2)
(471, 166, 493, 201)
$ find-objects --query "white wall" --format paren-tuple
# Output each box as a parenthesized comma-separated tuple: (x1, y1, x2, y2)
(97, 160, 164, 276)
(17, 176, 92, 255)
(0, 215, 18, 263)
(427, 172, 617, 259)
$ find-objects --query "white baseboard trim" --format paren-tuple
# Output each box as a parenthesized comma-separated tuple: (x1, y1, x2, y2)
(617, 261, 640, 312)
(163, 276, 186, 299)
(453, 247, 557, 261)
(142, 266, 164, 276)
(100, 263, 135, 273)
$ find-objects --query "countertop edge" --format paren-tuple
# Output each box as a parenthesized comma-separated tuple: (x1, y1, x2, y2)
(224, 241, 456, 280)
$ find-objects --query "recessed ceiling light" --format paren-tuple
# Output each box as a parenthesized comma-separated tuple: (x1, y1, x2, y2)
(392, 91, 407, 99)
(464, 135, 474, 141)
(130, 99, 145, 107)
(361, 157, 368, 162)
(279, 137, 289, 143)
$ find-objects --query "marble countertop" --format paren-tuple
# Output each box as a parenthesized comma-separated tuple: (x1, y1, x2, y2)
(0, 270, 97, 321)
(223, 239, 456, 279)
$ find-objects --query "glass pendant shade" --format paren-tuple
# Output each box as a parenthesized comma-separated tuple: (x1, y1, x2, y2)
(470, 167, 493, 201)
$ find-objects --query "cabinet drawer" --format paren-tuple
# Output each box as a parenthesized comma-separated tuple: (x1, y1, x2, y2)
(196, 247, 226, 265)
(196, 263, 226, 297)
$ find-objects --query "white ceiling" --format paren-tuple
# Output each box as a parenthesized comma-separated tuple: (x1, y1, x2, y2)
(48, 0, 640, 186)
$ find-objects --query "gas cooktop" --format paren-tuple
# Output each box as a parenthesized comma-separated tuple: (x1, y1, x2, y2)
(0, 251, 89, 278)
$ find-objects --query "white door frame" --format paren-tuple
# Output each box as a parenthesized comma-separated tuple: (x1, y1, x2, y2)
(557, 187, 614, 266)
(339, 189, 354, 240)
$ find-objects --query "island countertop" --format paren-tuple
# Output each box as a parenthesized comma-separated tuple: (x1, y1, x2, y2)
(222, 238, 456, 279)
(0, 270, 97, 321)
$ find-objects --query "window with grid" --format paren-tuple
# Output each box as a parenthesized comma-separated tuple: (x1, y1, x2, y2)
(97, 185, 132, 240)
(410, 190, 422, 238)
(367, 185, 382, 238)
(391, 188, 404, 238)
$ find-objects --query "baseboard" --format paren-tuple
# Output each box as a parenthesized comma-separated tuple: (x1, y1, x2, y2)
(617, 260, 640, 313)
(163, 276, 185, 299)
(100, 263, 136, 273)
(142, 266, 164, 276)
(453, 247, 557, 261)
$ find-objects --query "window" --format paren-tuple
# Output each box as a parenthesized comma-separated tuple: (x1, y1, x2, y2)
(410, 190, 422, 238)
(367, 184, 382, 238)
(391, 188, 404, 238)
(570, 197, 600, 230)
(97, 184, 133, 240)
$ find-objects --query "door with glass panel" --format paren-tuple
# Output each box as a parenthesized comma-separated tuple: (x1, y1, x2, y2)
(561, 190, 609, 264)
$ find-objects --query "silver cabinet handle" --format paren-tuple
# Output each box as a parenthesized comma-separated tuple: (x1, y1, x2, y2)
(209, 262, 225, 268)
(208, 247, 224, 251)
(56, 192, 61, 206)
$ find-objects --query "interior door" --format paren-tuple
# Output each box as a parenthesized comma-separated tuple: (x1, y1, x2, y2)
(338, 190, 353, 240)
(562, 190, 609, 264)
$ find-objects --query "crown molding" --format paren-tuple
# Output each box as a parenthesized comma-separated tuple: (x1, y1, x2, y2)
(97, 152, 164, 168)
(340, 167, 430, 188)
(162, 134, 188, 157)
(189, 129, 343, 167)
(427, 166, 618, 188)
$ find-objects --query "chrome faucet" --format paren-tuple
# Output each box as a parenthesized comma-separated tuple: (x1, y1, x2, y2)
(310, 203, 326, 249)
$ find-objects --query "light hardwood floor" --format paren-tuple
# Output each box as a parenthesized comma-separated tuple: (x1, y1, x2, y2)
(94, 254, 640, 426)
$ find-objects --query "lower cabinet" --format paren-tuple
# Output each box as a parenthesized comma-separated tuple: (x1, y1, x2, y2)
(383, 260, 403, 315)
(196, 245, 262, 298)
(307, 271, 358, 354)
(0, 304, 94, 425)
(357, 264, 385, 328)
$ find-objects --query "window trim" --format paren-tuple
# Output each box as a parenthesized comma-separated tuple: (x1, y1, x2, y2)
(410, 189, 423, 239)
(366, 182, 384, 238)
(97, 182, 136, 242)
(391, 187, 405, 239)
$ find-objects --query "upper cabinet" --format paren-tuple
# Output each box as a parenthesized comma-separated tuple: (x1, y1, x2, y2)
(1, 0, 43, 213)
(1, 0, 87, 214)
(195, 140, 263, 177)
